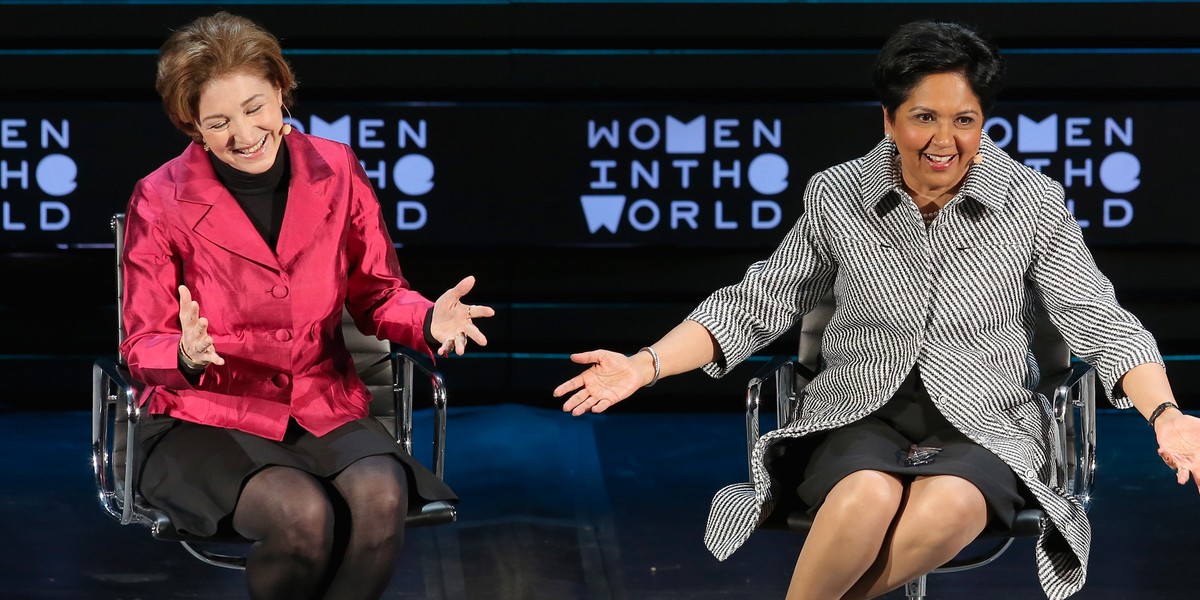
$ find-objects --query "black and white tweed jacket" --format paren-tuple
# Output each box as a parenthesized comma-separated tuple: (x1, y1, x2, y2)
(688, 134, 1162, 599)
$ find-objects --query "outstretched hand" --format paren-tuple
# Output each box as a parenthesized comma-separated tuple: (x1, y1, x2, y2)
(555, 350, 650, 416)
(178, 284, 225, 368)
(1155, 411, 1200, 492)
(429, 275, 495, 356)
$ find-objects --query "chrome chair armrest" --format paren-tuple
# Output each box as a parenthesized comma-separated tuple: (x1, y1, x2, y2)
(1050, 361, 1097, 509)
(386, 346, 449, 481)
(745, 356, 798, 480)
(92, 358, 145, 525)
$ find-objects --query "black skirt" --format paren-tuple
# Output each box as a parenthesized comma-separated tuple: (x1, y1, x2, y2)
(137, 415, 457, 537)
(795, 367, 1027, 533)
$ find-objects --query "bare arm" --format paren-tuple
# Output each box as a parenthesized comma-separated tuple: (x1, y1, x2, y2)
(555, 320, 719, 416)
(647, 319, 720, 379)
(1121, 362, 1177, 421)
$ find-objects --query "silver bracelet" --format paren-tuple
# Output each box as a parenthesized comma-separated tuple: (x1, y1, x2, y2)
(639, 346, 661, 388)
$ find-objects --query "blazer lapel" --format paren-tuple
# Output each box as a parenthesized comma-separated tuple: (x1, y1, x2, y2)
(274, 133, 335, 270)
(174, 144, 282, 272)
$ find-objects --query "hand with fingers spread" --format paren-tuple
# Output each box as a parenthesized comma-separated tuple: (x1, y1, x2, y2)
(554, 350, 654, 416)
(555, 321, 718, 416)
(429, 275, 495, 356)
(177, 284, 225, 370)
(1153, 409, 1200, 491)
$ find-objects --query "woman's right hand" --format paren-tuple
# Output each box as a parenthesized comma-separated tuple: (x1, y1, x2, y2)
(178, 285, 225, 368)
(554, 350, 653, 416)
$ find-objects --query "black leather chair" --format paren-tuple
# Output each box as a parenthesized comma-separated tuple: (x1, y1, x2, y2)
(743, 293, 1096, 599)
(92, 213, 456, 569)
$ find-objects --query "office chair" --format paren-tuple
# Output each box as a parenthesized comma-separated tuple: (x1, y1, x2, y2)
(743, 293, 1095, 599)
(92, 213, 456, 569)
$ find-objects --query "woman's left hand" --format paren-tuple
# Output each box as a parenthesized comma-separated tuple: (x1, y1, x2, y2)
(1155, 410, 1200, 491)
(429, 275, 495, 356)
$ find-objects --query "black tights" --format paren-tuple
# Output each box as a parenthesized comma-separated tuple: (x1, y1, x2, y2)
(231, 456, 409, 600)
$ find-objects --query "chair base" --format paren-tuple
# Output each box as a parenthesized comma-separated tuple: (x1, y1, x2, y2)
(180, 541, 247, 570)
(905, 575, 927, 599)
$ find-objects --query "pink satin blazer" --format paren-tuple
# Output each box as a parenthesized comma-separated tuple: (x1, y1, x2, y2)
(120, 132, 434, 440)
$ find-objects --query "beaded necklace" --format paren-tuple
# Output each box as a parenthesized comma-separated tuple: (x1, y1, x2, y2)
(921, 207, 940, 226)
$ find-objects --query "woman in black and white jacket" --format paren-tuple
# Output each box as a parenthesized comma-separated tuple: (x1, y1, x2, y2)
(555, 20, 1199, 600)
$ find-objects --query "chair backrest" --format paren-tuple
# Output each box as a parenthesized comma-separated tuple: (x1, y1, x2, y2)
(112, 214, 128, 361)
(797, 292, 1071, 395)
(340, 316, 399, 436)
(110, 215, 129, 496)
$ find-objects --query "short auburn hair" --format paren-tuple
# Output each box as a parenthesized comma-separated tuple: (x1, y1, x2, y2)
(156, 11, 297, 142)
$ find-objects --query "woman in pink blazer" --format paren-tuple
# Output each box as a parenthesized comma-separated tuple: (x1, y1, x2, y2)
(121, 12, 491, 599)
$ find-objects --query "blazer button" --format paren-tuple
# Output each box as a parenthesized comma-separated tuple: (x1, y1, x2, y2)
(271, 285, 289, 299)
(1025, 469, 1037, 479)
(272, 373, 290, 388)
(275, 329, 292, 342)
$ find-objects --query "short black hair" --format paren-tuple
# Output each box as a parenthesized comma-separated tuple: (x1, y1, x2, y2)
(873, 20, 1005, 120)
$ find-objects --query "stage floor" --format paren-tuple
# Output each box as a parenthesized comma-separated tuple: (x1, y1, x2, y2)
(2, 405, 1197, 599)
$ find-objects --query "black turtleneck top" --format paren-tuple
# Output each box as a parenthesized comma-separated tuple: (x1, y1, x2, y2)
(208, 140, 290, 251)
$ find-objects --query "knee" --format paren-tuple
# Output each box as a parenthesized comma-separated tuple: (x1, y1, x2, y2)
(344, 474, 408, 549)
(821, 471, 903, 522)
(272, 498, 335, 563)
(361, 487, 404, 529)
(904, 482, 987, 549)
(237, 470, 336, 556)
(352, 465, 406, 513)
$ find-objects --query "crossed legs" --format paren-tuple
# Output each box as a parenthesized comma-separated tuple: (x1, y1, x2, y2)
(785, 470, 989, 600)
(232, 456, 409, 600)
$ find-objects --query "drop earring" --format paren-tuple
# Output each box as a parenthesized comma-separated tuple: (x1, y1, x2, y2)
(281, 105, 293, 136)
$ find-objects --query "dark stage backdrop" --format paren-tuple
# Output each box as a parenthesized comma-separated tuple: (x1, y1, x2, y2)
(0, 102, 1186, 249)
(1, 1, 1198, 410)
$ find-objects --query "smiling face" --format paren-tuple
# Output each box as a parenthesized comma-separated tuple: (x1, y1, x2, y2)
(883, 71, 983, 201)
(196, 71, 285, 174)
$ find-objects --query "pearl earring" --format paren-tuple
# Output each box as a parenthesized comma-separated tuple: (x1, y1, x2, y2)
(281, 105, 294, 136)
